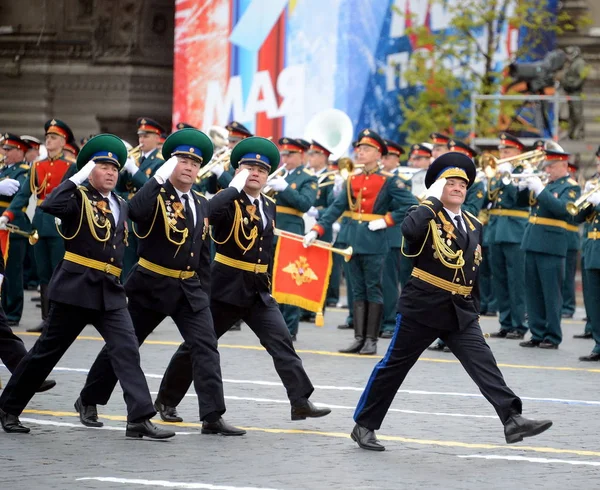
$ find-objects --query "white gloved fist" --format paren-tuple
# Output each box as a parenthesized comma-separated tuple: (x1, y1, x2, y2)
(55, 217, 62, 227)
(368, 218, 388, 231)
(0, 273, 4, 289)
(123, 157, 139, 175)
(210, 163, 225, 179)
(0, 216, 8, 230)
(332, 222, 341, 233)
(526, 175, 544, 196)
(303, 230, 318, 248)
(584, 180, 596, 193)
(229, 168, 250, 192)
(69, 160, 96, 186)
(497, 162, 513, 175)
(268, 176, 289, 192)
(0, 178, 20, 196)
(517, 179, 529, 191)
(153, 156, 178, 184)
(426, 177, 447, 200)
(587, 191, 600, 207)
(306, 206, 319, 219)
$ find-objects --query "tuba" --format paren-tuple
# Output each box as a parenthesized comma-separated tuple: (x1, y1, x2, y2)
(303, 109, 354, 160)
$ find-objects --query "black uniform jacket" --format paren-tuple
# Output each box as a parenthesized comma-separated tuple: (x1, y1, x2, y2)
(398, 197, 482, 331)
(208, 187, 276, 308)
(126, 179, 212, 315)
(40, 180, 128, 311)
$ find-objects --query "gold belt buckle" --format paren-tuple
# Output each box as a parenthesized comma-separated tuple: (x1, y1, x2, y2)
(179, 271, 187, 280)
(254, 264, 260, 273)
(103, 264, 111, 273)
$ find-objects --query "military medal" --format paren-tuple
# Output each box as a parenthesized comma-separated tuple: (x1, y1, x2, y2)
(474, 244, 482, 265)
(243, 217, 249, 225)
(172, 202, 185, 219)
(446, 238, 452, 246)
(246, 204, 259, 221)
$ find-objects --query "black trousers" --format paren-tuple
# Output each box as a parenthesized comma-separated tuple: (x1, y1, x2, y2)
(79, 299, 226, 421)
(353, 313, 522, 430)
(0, 302, 155, 422)
(157, 298, 314, 407)
(0, 306, 29, 372)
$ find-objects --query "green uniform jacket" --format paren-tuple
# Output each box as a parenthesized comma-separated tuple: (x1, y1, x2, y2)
(518, 176, 581, 257)
(116, 148, 164, 200)
(271, 167, 317, 235)
(387, 172, 413, 249)
(0, 162, 32, 237)
(574, 203, 600, 269)
(487, 177, 530, 244)
(313, 169, 336, 242)
(462, 178, 485, 217)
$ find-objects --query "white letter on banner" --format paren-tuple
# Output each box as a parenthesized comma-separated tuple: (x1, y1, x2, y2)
(203, 76, 245, 127)
(275, 65, 305, 119)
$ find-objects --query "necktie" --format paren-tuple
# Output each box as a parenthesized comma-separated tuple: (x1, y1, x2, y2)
(101, 197, 115, 228)
(181, 194, 195, 231)
(454, 215, 466, 241)
(254, 199, 263, 230)
(139, 155, 146, 165)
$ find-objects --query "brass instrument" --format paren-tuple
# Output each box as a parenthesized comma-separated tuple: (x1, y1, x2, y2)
(505, 172, 549, 186)
(6, 224, 39, 245)
(479, 149, 546, 184)
(317, 158, 364, 188)
(195, 146, 232, 183)
(263, 164, 289, 195)
(567, 180, 600, 216)
(274, 228, 353, 262)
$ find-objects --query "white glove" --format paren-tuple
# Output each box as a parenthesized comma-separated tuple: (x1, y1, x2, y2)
(526, 175, 544, 196)
(303, 230, 318, 248)
(0, 216, 8, 230)
(426, 177, 447, 200)
(368, 218, 388, 231)
(153, 156, 179, 184)
(268, 176, 289, 192)
(69, 160, 96, 186)
(55, 217, 62, 227)
(332, 222, 341, 233)
(587, 191, 600, 207)
(517, 179, 529, 191)
(306, 206, 319, 218)
(210, 163, 225, 178)
(0, 273, 4, 289)
(123, 157, 139, 175)
(584, 180, 596, 193)
(229, 168, 250, 192)
(497, 162, 513, 175)
(0, 178, 20, 196)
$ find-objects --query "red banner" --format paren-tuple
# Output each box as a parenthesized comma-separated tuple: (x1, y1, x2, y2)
(0, 230, 9, 266)
(272, 231, 333, 314)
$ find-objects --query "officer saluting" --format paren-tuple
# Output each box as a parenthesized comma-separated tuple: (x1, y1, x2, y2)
(155, 137, 331, 423)
(350, 152, 553, 451)
(0, 135, 174, 439)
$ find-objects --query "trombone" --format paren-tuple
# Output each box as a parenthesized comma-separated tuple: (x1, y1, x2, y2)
(6, 224, 39, 245)
(567, 180, 600, 216)
(263, 164, 289, 195)
(274, 228, 353, 262)
(195, 146, 232, 183)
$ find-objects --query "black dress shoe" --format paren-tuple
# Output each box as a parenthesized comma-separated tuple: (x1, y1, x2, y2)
(229, 320, 242, 331)
(154, 400, 183, 423)
(201, 417, 246, 436)
(337, 323, 353, 330)
(504, 414, 552, 444)
(380, 331, 394, 339)
(427, 342, 446, 351)
(326, 301, 338, 307)
(519, 339, 541, 348)
(125, 419, 175, 439)
(36, 379, 56, 393)
(579, 352, 600, 362)
(573, 332, 593, 339)
(488, 330, 508, 338)
(26, 323, 44, 333)
(30, 296, 41, 303)
(359, 338, 377, 355)
(350, 424, 385, 451)
(74, 397, 103, 428)
(539, 340, 559, 350)
(506, 331, 525, 340)
(0, 408, 30, 433)
(291, 398, 331, 420)
(7, 320, 19, 327)
(291, 334, 297, 342)
(561, 312, 574, 319)
(481, 311, 497, 317)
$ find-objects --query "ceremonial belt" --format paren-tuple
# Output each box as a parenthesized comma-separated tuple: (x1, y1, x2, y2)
(0, 201, 27, 212)
(214, 252, 268, 273)
(342, 211, 385, 222)
(411, 267, 473, 296)
(37, 198, 44, 206)
(138, 257, 195, 280)
(489, 209, 529, 218)
(276, 206, 304, 217)
(64, 251, 122, 277)
(528, 216, 578, 232)
(588, 231, 600, 240)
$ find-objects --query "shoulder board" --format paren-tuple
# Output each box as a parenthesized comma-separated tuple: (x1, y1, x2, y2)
(567, 178, 579, 186)
(302, 168, 315, 176)
(328, 174, 335, 180)
(398, 174, 411, 182)
(192, 189, 206, 199)
(474, 176, 482, 183)
(262, 193, 276, 204)
(380, 170, 394, 177)
(116, 194, 125, 202)
(77, 185, 89, 192)
(156, 152, 163, 160)
(463, 210, 481, 225)
(19, 164, 30, 170)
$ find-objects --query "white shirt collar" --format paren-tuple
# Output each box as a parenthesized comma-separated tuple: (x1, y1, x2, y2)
(443, 207, 462, 221)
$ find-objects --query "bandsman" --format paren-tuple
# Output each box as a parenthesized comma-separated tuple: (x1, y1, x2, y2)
(20, 135, 41, 164)
(561, 160, 581, 319)
(430, 133, 450, 160)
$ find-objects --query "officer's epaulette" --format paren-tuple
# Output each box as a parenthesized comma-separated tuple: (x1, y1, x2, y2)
(328, 174, 335, 180)
(156, 152, 163, 160)
(77, 185, 89, 192)
(262, 193, 276, 204)
(115, 193, 125, 203)
(192, 189, 206, 199)
(464, 210, 481, 225)
(19, 164, 30, 170)
(380, 170, 394, 177)
(567, 178, 579, 186)
(302, 168, 315, 176)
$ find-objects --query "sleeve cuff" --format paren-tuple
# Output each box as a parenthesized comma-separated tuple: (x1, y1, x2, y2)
(312, 224, 325, 237)
(383, 213, 395, 227)
(3, 211, 14, 222)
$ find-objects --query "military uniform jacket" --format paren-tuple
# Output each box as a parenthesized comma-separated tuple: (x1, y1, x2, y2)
(398, 198, 482, 331)
(315, 168, 418, 255)
(518, 176, 581, 257)
(313, 167, 336, 242)
(487, 178, 530, 245)
(575, 203, 600, 269)
(462, 178, 485, 217)
(0, 161, 32, 237)
(387, 170, 413, 250)
(5, 153, 72, 238)
(209, 187, 276, 308)
(116, 148, 164, 201)
(271, 166, 317, 235)
(40, 180, 128, 311)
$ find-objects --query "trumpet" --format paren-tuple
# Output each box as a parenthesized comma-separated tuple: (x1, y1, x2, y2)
(127, 144, 142, 160)
(195, 147, 232, 182)
(274, 228, 353, 262)
(6, 224, 39, 245)
(338, 157, 363, 180)
(263, 164, 289, 196)
(504, 171, 549, 186)
(479, 149, 546, 184)
(567, 180, 600, 216)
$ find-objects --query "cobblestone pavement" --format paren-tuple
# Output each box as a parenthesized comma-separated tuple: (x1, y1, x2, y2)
(1, 291, 599, 490)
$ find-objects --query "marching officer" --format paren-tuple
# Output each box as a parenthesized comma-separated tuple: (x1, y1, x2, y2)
(155, 136, 331, 422)
(561, 161, 581, 319)
(268, 137, 317, 340)
(407, 143, 432, 169)
(76, 129, 244, 436)
(350, 152, 552, 451)
(304, 129, 417, 355)
(116, 117, 166, 277)
(517, 150, 580, 349)
(0, 119, 74, 333)
(0, 134, 174, 439)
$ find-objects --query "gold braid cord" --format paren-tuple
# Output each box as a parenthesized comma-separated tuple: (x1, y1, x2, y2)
(210, 200, 258, 255)
(346, 175, 361, 211)
(529, 191, 538, 207)
(56, 188, 111, 242)
(29, 162, 48, 196)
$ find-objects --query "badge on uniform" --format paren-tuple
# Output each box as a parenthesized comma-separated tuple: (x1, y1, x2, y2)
(202, 217, 209, 240)
(291, 183, 297, 189)
(172, 202, 185, 219)
(246, 204, 259, 221)
(310, 183, 317, 190)
(474, 244, 482, 265)
(397, 180, 405, 189)
(145, 168, 152, 176)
